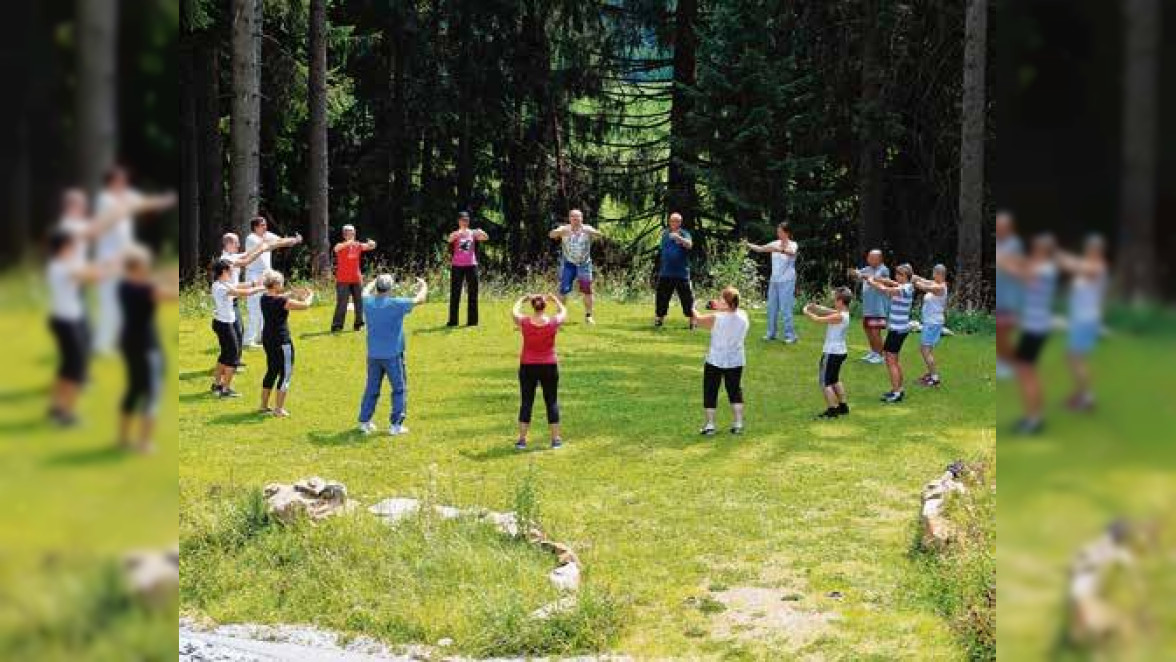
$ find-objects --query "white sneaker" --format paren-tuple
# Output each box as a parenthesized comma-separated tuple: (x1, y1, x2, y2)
(860, 351, 876, 362)
(358, 422, 377, 434)
(389, 424, 410, 436)
(866, 354, 885, 365)
(996, 361, 1013, 380)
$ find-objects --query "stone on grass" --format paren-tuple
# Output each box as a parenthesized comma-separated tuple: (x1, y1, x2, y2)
(265, 477, 356, 524)
(919, 465, 966, 549)
(368, 498, 422, 524)
(123, 545, 179, 607)
(549, 560, 581, 592)
(531, 595, 579, 620)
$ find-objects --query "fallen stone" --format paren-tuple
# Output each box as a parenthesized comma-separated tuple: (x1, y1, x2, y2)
(483, 510, 520, 537)
(368, 498, 421, 524)
(531, 595, 579, 620)
(1066, 522, 1137, 647)
(436, 637, 454, 648)
(265, 478, 356, 524)
(549, 560, 581, 592)
(123, 545, 178, 607)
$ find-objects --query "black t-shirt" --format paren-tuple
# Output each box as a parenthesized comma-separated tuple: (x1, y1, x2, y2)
(260, 294, 291, 345)
(119, 280, 157, 350)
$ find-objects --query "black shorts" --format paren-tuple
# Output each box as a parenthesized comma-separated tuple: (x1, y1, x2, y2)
(49, 317, 88, 383)
(1015, 332, 1049, 364)
(212, 319, 240, 367)
(883, 330, 909, 354)
(818, 353, 847, 387)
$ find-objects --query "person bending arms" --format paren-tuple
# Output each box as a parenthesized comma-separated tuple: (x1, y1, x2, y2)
(331, 225, 376, 333)
(1057, 235, 1108, 412)
(549, 209, 603, 325)
(691, 287, 750, 436)
(117, 245, 177, 453)
(259, 270, 315, 417)
(243, 216, 302, 348)
(912, 265, 949, 387)
(866, 264, 916, 403)
(511, 294, 567, 450)
(994, 211, 1024, 380)
(744, 222, 799, 343)
(210, 260, 265, 398)
(358, 275, 428, 436)
(447, 211, 490, 327)
(219, 232, 276, 373)
(804, 287, 854, 419)
(654, 212, 696, 329)
(846, 249, 890, 363)
(996, 234, 1059, 435)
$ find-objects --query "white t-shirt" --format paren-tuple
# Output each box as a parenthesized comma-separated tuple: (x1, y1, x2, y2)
(768, 240, 798, 282)
(211, 280, 237, 323)
(47, 259, 84, 321)
(921, 285, 948, 326)
(94, 189, 143, 260)
(244, 232, 279, 276)
(59, 216, 91, 268)
(706, 310, 749, 369)
(823, 311, 850, 355)
(1069, 271, 1107, 325)
(219, 251, 246, 284)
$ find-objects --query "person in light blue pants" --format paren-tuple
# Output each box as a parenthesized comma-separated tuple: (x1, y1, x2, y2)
(745, 222, 799, 343)
(357, 274, 428, 436)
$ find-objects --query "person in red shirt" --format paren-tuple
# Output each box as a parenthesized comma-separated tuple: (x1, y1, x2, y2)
(511, 293, 567, 450)
(331, 224, 377, 332)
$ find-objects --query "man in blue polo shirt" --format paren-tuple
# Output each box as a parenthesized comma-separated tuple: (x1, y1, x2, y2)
(654, 212, 696, 329)
(357, 274, 428, 436)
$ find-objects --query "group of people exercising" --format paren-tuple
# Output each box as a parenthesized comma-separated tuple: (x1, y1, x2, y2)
(208, 208, 955, 449)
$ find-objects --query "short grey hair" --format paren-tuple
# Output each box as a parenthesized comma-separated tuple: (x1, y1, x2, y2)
(342, 224, 356, 233)
(375, 274, 394, 293)
(262, 269, 285, 289)
(933, 263, 947, 274)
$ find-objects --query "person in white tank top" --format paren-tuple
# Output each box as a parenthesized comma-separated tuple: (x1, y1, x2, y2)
(913, 264, 949, 387)
(1057, 234, 1109, 411)
(803, 287, 853, 419)
(690, 287, 749, 436)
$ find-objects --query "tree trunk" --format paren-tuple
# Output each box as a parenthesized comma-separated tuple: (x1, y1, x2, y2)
(1115, 0, 1159, 302)
(195, 26, 225, 267)
(956, 0, 987, 309)
(666, 0, 698, 223)
(76, 0, 119, 197)
(856, 0, 885, 255)
(180, 0, 201, 281)
(307, 0, 330, 277)
(230, 0, 262, 233)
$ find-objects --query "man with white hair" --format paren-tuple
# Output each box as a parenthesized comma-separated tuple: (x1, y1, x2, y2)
(358, 274, 428, 436)
(331, 224, 377, 333)
(549, 209, 604, 324)
(847, 249, 890, 364)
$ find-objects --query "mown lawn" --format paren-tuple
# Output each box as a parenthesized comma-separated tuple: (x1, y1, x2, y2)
(180, 291, 994, 659)
(997, 334, 1176, 660)
(0, 272, 178, 660)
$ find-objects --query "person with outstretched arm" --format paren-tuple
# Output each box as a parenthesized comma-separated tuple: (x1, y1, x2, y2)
(996, 234, 1059, 435)
(865, 264, 916, 404)
(549, 209, 603, 325)
(117, 244, 177, 454)
(260, 270, 315, 417)
(803, 287, 854, 419)
(357, 274, 428, 436)
(846, 249, 890, 363)
(331, 224, 377, 333)
(1057, 234, 1108, 412)
(210, 260, 266, 398)
(691, 287, 750, 436)
(744, 222, 799, 343)
(511, 294, 567, 450)
(912, 265, 949, 387)
(446, 211, 489, 327)
(243, 215, 302, 348)
(219, 231, 276, 372)
(654, 212, 696, 329)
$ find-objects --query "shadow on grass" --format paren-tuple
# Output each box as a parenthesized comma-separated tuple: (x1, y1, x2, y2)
(412, 324, 466, 336)
(0, 385, 50, 403)
(43, 445, 130, 468)
(458, 444, 532, 462)
(179, 392, 214, 403)
(299, 330, 343, 340)
(307, 428, 373, 446)
(0, 418, 48, 435)
(179, 370, 211, 382)
(208, 411, 272, 426)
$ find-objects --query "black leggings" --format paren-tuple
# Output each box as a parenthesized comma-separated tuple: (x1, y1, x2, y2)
(122, 347, 164, 415)
(262, 342, 295, 392)
(448, 266, 480, 325)
(518, 363, 559, 424)
(212, 320, 239, 367)
(703, 363, 744, 409)
(655, 277, 694, 318)
(50, 318, 89, 383)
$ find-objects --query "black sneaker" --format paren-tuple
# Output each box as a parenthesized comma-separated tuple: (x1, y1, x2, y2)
(836, 403, 850, 416)
(219, 388, 242, 399)
(551, 438, 563, 449)
(210, 383, 223, 394)
(882, 391, 905, 404)
(515, 439, 527, 450)
(654, 319, 664, 328)
(354, 323, 365, 332)
(816, 408, 840, 420)
(699, 425, 716, 436)
(730, 424, 744, 435)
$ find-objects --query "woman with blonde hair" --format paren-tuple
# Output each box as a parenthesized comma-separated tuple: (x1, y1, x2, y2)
(258, 270, 314, 417)
(691, 287, 750, 435)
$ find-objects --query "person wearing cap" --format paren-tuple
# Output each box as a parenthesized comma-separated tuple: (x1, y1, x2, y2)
(446, 211, 489, 327)
(331, 224, 377, 333)
(358, 274, 428, 436)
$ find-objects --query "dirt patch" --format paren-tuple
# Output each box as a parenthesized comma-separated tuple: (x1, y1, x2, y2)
(705, 585, 838, 647)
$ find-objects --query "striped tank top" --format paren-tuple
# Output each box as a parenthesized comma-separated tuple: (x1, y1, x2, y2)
(888, 283, 915, 333)
(1021, 262, 1058, 334)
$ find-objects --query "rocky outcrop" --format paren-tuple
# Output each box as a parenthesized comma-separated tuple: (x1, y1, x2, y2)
(919, 461, 969, 549)
(1065, 520, 1139, 648)
(264, 477, 358, 524)
(123, 545, 179, 606)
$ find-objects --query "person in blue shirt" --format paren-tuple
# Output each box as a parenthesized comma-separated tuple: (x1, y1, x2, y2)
(654, 212, 696, 328)
(357, 274, 428, 436)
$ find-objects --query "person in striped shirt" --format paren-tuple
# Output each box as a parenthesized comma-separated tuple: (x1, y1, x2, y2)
(913, 264, 949, 387)
(997, 233, 1059, 434)
(866, 263, 915, 403)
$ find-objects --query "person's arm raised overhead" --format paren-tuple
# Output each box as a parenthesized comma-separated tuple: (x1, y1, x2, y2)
(411, 277, 428, 304)
(548, 294, 567, 324)
(511, 295, 529, 327)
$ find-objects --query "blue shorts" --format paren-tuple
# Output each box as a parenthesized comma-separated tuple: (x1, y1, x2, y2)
(559, 259, 594, 295)
(1068, 321, 1100, 355)
(921, 323, 944, 347)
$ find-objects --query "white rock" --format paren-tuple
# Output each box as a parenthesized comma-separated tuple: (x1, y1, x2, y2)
(531, 596, 579, 620)
(436, 637, 454, 648)
(368, 498, 421, 523)
(484, 511, 520, 537)
(549, 561, 581, 592)
(433, 505, 462, 520)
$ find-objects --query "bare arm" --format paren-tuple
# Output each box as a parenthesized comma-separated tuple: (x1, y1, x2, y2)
(781, 241, 798, 256)
(672, 232, 693, 250)
(548, 294, 567, 323)
(474, 229, 490, 242)
(362, 239, 377, 251)
(912, 276, 946, 295)
(334, 239, 353, 253)
(411, 278, 428, 305)
(272, 233, 303, 250)
(581, 224, 604, 238)
(136, 192, 179, 215)
(285, 289, 316, 311)
(689, 302, 716, 329)
(511, 295, 529, 325)
(548, 225, 569, 240)
(227, 284, 265, 297)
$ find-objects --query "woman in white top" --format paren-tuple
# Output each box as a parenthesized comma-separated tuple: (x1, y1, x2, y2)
(46, 231, 111, 427)
(210, 259, 265, 398)
(803, 287, 853, 419)
(691, 287, 750, 435)
(1058, 235, 1108, 411)
(744, 222, 799, 343)
(913, 265, 949, 387)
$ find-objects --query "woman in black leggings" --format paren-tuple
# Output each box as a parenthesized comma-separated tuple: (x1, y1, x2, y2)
(259, 270, 314, 417)
(511, 293, 567, 450)
(118, 245, 177, 453)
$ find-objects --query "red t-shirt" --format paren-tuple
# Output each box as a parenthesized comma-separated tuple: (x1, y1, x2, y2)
(336, 243, 363, 284)
(520, 316, 562, 364)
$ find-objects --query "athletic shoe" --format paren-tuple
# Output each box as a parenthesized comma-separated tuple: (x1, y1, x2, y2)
(730, 424, 744, 435)
(272, 408, 290, 418)
(515, 439, 528, 450)
(210, 383, 223, 394)
(551, 438, 563, 449)
(389, 424, 410, 436)
(358, 422, 377, 435)
(995, 361, 1013, 380)
(585, 315, 596, 326)
(866, 354, 885, 365)
(859, 352, 875, 362)
(762, 335, 776, 342)
(653, 319, 664, 328)
(1013, 418, 1045, 435)
(218, 388, 242, 399)
(783, 337, 798, 345)
(881, 391, 905, 404)
(836, 402, 850, 416)
(699, 424, 716, 436)
(815, 408, 840, 420)
(924, 376, 942, 388)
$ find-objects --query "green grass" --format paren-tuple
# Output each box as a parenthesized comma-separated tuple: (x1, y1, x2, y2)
(0, 273, 178, 661)
(997, 334, 1176, 660)
(179, 291, 994, 658)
